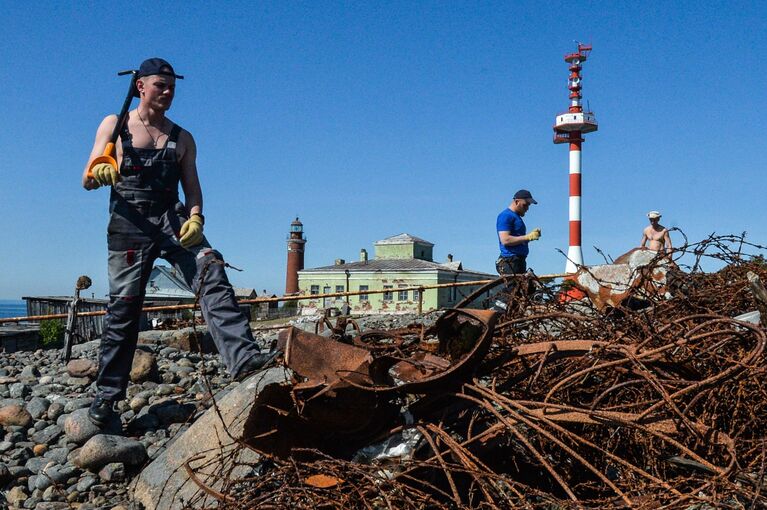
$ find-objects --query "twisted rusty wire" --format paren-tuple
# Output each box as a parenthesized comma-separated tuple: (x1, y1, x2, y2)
(181, 234, 767, 509)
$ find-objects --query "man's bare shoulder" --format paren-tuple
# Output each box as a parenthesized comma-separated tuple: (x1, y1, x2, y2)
(97, 114, 119, 132)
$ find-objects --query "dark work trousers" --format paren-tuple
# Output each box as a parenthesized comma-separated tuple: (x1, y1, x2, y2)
(96, 123, 261, 401)
(496, 255, 527, 276)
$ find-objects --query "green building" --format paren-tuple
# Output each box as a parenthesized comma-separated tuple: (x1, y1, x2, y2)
(297, 234, 494, 313)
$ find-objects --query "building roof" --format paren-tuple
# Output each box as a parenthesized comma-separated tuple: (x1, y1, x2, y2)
(300, 258, 494, 277)
(146, 266, 195, 299)
(233, 287, 257, 298)
(374, 233, 434, 246)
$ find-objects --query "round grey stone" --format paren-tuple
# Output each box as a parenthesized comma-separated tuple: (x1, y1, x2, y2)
(63, 398, 93, 414)
(98, 462, 125, 483)
(18, 366, 40, 383)
(73, 435, 147, 471)
(47, 403, 65, 421)
(43, 447, 70, 464)
(26, 397, 50, 420)
(63, 409, 119, 445)
(9, 383, 31, 399)
(24, 456, 49, 474)
(31, 424, 63, 445)
(76, 475, 97, 492)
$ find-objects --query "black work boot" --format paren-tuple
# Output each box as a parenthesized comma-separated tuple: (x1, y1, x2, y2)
(234, 351, 282, 382)
(88, 396, 116, 427)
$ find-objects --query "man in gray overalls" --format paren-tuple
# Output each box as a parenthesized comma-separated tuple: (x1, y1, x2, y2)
(82, 58, 276, 426)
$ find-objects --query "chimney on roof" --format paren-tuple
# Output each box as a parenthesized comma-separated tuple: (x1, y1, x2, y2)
(447, 254, 453, 262)
(360, 249, 368, 262)
(334, 259, 346, 266)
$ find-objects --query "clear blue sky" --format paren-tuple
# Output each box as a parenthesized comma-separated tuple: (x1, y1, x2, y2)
(1, 1, 765, 300)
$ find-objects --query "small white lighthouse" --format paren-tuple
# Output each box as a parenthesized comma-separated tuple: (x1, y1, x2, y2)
(553, 43, 598, 274)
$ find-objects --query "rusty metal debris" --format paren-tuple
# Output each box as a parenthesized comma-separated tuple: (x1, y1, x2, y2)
(182, 234, 767, 509)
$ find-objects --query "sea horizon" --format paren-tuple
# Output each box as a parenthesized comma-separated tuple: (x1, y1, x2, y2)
(0, 299, 27, 319)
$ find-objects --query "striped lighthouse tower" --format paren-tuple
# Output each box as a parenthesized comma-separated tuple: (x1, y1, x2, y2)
(554, 43, 598, 274)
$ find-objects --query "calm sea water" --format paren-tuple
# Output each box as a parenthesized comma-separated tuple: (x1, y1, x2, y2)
(0, 300, 27, 319)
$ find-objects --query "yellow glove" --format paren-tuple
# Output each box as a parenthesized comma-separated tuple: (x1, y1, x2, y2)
(91, 163, 121, 187)
(179, 214, 204, 248)
(526, 228, 541, 242)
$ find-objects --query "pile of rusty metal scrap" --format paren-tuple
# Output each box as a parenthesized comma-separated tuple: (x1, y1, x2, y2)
(185, 236, 767, 509)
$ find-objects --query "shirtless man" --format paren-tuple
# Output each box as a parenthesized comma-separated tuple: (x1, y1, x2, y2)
(640, 210, 672, 253)
(82, 58, 275, 427)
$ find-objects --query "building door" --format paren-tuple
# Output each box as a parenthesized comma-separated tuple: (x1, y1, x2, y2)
(323, 286, 331, 308)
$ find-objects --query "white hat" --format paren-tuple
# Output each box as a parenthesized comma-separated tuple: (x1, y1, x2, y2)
(647, 211, 661, 219)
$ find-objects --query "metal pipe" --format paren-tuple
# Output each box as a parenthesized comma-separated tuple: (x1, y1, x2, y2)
(0, 274, 566, 324)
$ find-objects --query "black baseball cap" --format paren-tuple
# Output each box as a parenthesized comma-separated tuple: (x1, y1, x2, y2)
(133, 58, 184, 97)
(513, 189, 538, 204)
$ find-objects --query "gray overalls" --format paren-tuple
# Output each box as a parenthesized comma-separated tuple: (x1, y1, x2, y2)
(96, 122, 261, 401)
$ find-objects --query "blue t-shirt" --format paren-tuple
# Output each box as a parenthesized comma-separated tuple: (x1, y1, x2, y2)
(497, 208, 528, 257)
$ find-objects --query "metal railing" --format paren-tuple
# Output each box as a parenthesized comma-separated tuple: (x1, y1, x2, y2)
(0, 274, 565, 324)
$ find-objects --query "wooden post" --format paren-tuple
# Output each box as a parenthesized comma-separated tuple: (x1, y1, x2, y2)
(417, 287, 424, 314)
(63, 276, 92, 362)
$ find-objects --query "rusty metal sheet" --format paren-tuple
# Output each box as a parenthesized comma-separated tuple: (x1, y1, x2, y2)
(574, 248, 675, 310)
(277, 326, 373, 391)
(361, 308, 498, 394)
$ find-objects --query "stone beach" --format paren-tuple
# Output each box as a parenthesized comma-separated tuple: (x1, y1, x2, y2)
(0, 313, 429, 509)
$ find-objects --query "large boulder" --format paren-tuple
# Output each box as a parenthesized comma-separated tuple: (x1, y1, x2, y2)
(132, 367, 291, 510)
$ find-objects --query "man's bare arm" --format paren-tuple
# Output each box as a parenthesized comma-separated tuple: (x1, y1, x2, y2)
(499, 231, 528, 247)
(82, 115, 118, 190)
(178, 130, 202, 216)
(664, 230, 672, 250)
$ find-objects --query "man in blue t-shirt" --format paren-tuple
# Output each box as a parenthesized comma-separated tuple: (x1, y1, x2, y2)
(496, 189, 541, 275)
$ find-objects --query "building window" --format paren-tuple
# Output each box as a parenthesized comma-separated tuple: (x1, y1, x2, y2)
(359, 285, 369, 301)
(310, 285, 319, 295)
(335, 285, 344, 293)
(383, 285, 393, 302)
(398, 284, 408, 301)
(413, 288, 421, 301)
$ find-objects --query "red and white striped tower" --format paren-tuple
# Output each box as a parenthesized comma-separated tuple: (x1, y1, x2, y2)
(285, 217, 306, 295)
(554, 43, 598, 274)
